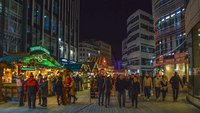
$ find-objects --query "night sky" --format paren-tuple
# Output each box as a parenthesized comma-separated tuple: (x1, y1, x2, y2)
(80, 0, 152, 60)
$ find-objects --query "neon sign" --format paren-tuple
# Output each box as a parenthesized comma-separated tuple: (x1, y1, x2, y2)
(30, 46, 50, 55)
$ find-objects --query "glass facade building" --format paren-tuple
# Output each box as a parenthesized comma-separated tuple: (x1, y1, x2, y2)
(152, 0, 188, 79)
(0, 0, 80, 62)
(185, 0, 200, 107)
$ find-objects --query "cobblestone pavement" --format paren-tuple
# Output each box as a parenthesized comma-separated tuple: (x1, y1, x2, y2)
(0, 89, 200, 113)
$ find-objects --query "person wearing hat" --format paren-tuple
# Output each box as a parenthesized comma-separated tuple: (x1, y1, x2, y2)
(40, 77, 48, 107)
(24, 73, 39, 109)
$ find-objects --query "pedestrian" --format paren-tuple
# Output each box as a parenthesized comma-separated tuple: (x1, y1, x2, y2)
(97, 73, 105, 106)
(182, 75, 186, 85)
(143, 72, 152, 101)
(37, 74, 43, 105)
(170, 72, 184, 102)
(70, 77, 78, 104)
(126, 75, 132, 100)
(24, 73, 39, 109)
(104, 75, 112, 108)
(116, 75, 126, 108)
(16, 74, 25, 107)
(160, 75, 168, 101)
(75, 75, 80, 92)
(131, 76, 140, 108)
(154, 74, 162, 101)
(51, 76, 57, 96)
(40, 77, 48, 107)
(55, 76, 63, 105)
(65, 75, 72, 103)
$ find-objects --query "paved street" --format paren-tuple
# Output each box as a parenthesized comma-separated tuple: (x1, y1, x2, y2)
(0, 89, 200, 113)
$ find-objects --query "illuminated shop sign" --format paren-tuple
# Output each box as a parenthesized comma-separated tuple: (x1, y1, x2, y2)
(30, 46, 50, 55)
(21, 67, 35, 71)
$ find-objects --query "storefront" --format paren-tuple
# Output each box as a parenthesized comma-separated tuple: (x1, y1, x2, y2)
(185, 0, 200, 107)
(154, 52, 188, 80)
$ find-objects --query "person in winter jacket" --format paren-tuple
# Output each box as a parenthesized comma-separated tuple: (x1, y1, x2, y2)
(116, 75, 126, 107)
(16, 74, 25, 107)
(104, 75, 112, 108)
(55, 76, 63, 105)
(143, 73, 152, 101)
(37, 74, 43, 105)
(154, 74, 162, 101)
(24, 73, 38, 109)
(97, 74, 105, 106)
(160, 75, 168, 101)
(65, 75, 72, 103)
(40, 77, 48, 107)
(70, 77, 77, 104)
(170, 72, 183, 102)
(131, 76, 140, 108)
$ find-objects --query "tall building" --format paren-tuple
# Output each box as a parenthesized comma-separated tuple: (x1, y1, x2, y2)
(94, 40, 112, 65)
(0, 0, 80, 62)
(79, 39, 112, 65)
(122, 9, 155, 75)
(152, 0, 188, 79)
(79, 41, 100, 62)
(185, 0, 200, 108)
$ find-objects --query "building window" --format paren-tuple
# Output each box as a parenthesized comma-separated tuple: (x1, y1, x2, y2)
(141, 58, 152, 66)
(128, 15, 139, 25)
(128, 24, 139, 34)
(127, 33, 139, 43)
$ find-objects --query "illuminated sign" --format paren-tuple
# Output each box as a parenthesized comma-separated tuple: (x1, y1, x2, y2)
(30, 46, 50, 55)
(21, 67, 35, 71)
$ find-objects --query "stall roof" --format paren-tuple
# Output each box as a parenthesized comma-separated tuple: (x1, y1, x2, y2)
(63, 63, 82, 71)
(81, 62, 97, 71)
(0, 56, 25, 63)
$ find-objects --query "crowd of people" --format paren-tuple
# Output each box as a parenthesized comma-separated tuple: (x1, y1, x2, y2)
(94, 71, 185, 108)
(14, 71, 185, 109)
(15, 73, 83, 109)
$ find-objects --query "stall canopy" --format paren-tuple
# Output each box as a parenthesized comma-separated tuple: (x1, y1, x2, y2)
(0, 46, 61, 68)
(63, 63, 82, 71)
(63, 62, 98, 72)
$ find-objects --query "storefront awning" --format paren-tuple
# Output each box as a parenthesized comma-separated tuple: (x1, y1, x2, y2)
(0, 56, 25, 63)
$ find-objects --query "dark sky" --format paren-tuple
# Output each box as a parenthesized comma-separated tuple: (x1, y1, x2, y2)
(80, 0, 152, 60)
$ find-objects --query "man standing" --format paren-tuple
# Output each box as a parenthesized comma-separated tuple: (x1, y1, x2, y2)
(41, 77, 48, 107)
(143, 73, 152, 101)
(104, 75, 112, 108)
(116, 75, 126, 107)
(37, 74, 43, 105)
(97, 73, 105, 106)
(170, 72, 183, 102)
(24, 73, 38, 109)
(16, 74, 24, 107)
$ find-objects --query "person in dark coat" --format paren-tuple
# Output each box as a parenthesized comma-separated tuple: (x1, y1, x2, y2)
(97, 74, 105, 106)
(170, 72, 183, 102)
(116, 75, 126, 108)
(55, 76, 63, 105)
(37, 74, 43, 105)
(104, 75, 112, 108)
(131, 76, 140, 108)
(24, 73, 38, 109)
(40, 77, 48, 107)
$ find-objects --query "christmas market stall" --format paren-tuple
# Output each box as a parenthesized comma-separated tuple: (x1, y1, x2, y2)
(0, 46, 63, 102)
